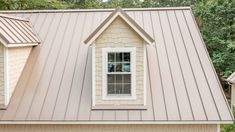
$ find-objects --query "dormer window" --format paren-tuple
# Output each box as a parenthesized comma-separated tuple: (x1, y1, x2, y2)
(103, 48, 136, 99)
(84, 8, 154, 109)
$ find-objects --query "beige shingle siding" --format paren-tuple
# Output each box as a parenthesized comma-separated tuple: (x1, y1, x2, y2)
(0, 44, 4, 106)
(7, 47, 31, 99)
(0, 124, 217, 132)
(95, 17, 145, 105)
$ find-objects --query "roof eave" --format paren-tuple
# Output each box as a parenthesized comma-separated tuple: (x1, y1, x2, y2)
(0, 120, 233, 125)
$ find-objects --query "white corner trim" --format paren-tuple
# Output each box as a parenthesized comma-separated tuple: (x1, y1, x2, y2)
(102, 47, 136, 100)
(92, 44, 96, 106)
(143, 43, 147, 106)
(3, 47, 9, 106)
(217, 124, 220, 132)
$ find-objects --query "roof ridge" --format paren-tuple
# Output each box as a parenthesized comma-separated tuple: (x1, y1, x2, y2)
(0, 13, 29, 22)
(0, 7, 191, 13)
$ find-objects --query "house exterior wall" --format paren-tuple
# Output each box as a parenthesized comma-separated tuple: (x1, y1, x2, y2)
(231, 84, 235, 109)
(0, 44, 4, 106)
(0, 124, 218, 132)
(7, 47, 32, 101)
(94, 17, 145, 106)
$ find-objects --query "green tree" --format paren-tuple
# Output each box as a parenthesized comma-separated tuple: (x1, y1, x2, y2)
(193, 0, 235, 84)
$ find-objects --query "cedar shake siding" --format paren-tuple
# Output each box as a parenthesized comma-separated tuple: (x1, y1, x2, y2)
(95, 17, 145, 106)
(0, 125, 218, 132)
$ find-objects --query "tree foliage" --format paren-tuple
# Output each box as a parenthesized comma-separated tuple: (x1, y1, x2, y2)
(193, 0, 235, 80)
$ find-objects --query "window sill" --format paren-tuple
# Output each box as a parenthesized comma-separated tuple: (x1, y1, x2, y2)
(92, 105, 147, 110)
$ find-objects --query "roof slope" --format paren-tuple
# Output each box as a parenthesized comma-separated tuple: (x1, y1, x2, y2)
(228, 72, 235, 84)
(0, 7, 232, 124)
(0, 14, 40, 47)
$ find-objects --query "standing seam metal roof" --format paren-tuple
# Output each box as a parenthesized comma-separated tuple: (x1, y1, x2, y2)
(0, 14, 40, 46)
(0, 7, 232, 123)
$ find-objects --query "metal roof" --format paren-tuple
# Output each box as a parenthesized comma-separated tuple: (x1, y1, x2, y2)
(0, 7, 232, 124)
(228, 72, 235, 84)
(0, 14, 40, 47)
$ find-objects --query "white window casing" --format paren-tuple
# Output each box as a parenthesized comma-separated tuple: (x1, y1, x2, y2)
(102, 47, 136, 100)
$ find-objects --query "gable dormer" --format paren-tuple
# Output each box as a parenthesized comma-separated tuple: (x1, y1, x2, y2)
(0, 14, 40, 109)
(85, 8, 154, 109)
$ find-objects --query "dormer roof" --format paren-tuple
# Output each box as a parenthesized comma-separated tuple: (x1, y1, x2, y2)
(84, 7, 154, 45)
(0, 14, 40, 47)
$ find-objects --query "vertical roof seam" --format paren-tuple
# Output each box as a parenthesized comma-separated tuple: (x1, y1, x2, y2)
(62, 13, 80, 120)
(0, 18, 23, 43)
(19, 13, 62, 120)
(25, 13, 56, 120)
(0, 21, 17, 43)
(174, 10, 208, 120)
(141, 11, 155, 120)
(189, 9, 233, 120)
(76, 48, 90, 120)
(10, 20, 31, 42)
(38, 13, 65, 120)
(149, 11, 168, 120)
(182, 11, 222, 120)
(64, 13, 87, 120)
(14, 20, 35, 42)
(4, 19, 27, 43)
(166, 10, 195, 120)
(51, 13, 77, 120)
(158, 11, 181, 120)
(20, 21, 39, 42)
(43, 13, 72, 120)
(76, 12, 95, 120)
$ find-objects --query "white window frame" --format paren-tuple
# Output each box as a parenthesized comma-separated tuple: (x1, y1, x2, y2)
(102, 47, 136, 100)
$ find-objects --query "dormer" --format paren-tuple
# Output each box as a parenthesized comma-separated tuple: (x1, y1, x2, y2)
(0, 14, 40, 109)
(85, 8, 154, 109)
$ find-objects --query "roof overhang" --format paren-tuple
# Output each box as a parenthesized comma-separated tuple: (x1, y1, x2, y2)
(227, 72, 235, 84)
(84, 7, 154, 45)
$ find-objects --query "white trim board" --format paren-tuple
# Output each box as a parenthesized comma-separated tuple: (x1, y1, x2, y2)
(0, 121, 231, 125)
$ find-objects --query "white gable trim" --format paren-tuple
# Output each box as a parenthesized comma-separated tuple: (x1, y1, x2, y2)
(85, 11, 154, 45)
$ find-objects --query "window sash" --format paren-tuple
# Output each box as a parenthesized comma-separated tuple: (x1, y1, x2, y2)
(102, 48, 136, 100)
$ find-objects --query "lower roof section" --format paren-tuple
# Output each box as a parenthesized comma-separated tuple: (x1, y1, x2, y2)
(0, 7, 232, 124)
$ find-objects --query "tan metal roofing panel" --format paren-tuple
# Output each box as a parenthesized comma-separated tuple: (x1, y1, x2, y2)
(0, 7, 232, 123)
(228, 72, 235, 84)
(0, 14, 40, 47)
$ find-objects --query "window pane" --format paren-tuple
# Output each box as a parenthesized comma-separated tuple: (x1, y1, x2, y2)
(108, 74, 115, 83)
(124, 84, 131, 94)
(116, 74, 122, 83)
(108, 53, 114, 62)
(123, 74, 131, 83)
(116, 84, 122, 94)
(116, 53, 123, 62)
(108, 84, 115, 94)
(115, 63, 122, 72)
(108, 63, 114, 72)
(123, 63, 130, 72)
(124, 53, 130, 62)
